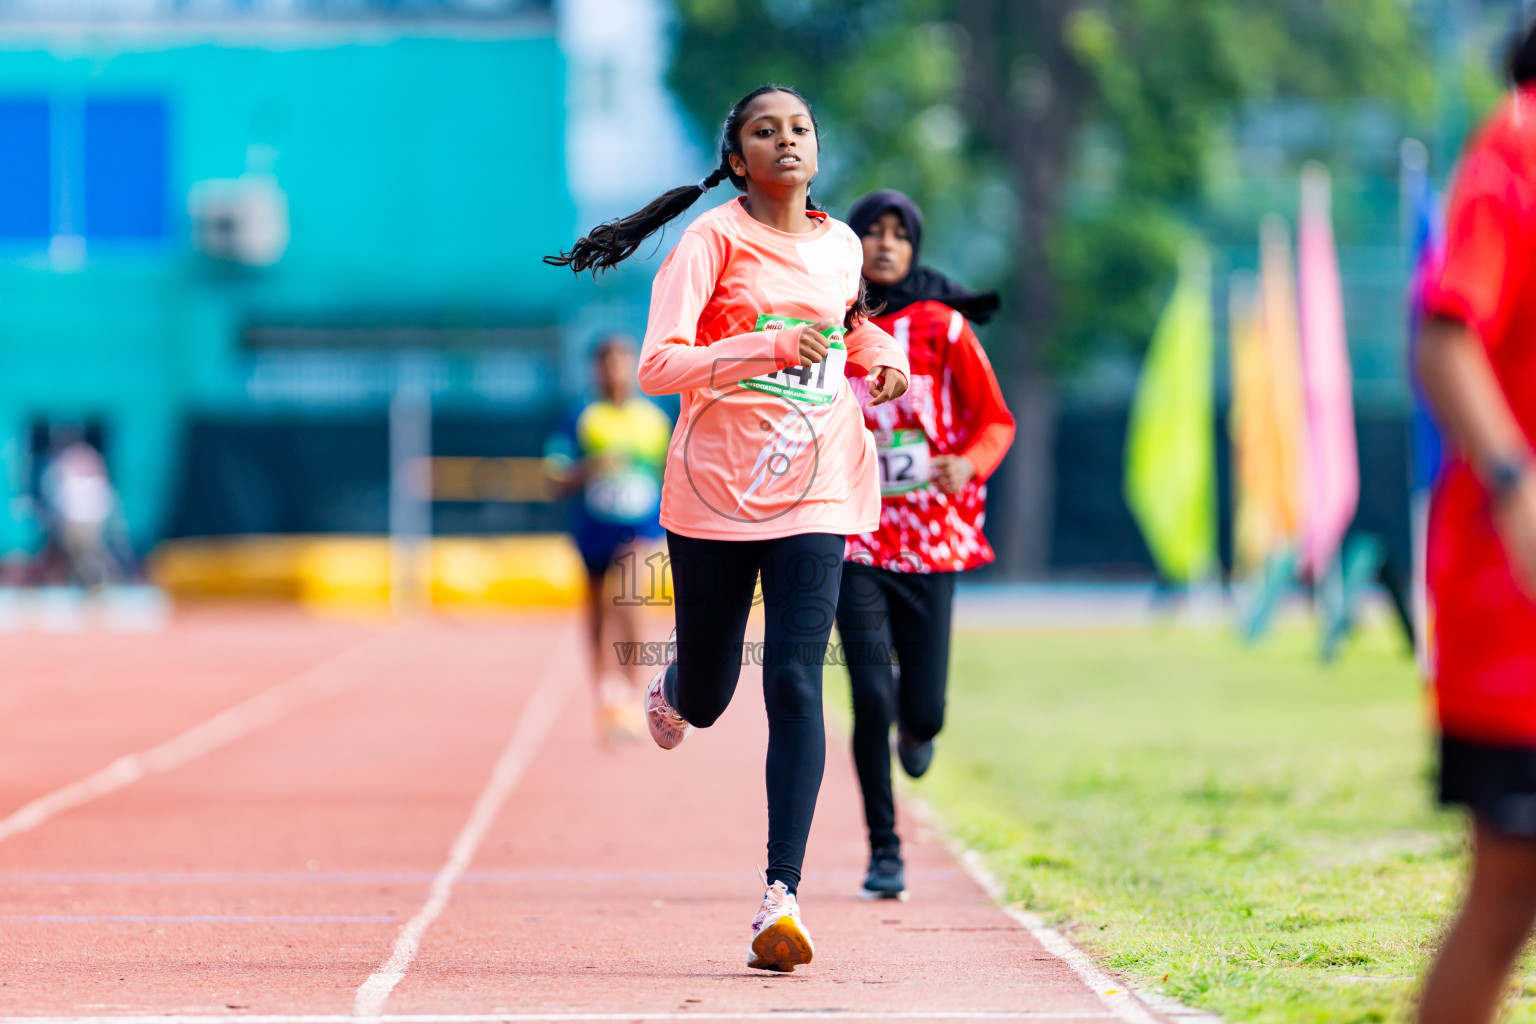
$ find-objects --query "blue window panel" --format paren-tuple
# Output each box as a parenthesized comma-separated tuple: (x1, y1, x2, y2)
(0, 99, 50, 240)
(84, 98, 168, 240)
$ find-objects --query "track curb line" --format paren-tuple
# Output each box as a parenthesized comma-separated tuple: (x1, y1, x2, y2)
(903, 798, 1224, 1024)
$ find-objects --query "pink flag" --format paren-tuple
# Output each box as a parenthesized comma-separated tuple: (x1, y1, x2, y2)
(1296, 163, 1359, 579)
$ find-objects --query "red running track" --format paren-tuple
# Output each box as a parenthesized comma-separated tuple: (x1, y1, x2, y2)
(0, 608, 1182, 1024)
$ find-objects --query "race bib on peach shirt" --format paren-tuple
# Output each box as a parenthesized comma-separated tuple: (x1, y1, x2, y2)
(738, 314, 847, 406)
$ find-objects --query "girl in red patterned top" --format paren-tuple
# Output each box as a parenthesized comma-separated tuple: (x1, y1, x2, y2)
(835, 190, 1015, 899)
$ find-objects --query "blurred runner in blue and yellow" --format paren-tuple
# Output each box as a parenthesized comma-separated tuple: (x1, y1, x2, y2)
(546, 335, 672, 743)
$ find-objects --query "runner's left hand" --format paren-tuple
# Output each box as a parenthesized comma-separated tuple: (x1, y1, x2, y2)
(930, 454, 975, 494)
(867, 366, 908, 406)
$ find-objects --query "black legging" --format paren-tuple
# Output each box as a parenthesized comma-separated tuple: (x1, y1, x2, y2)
(834, 562, 956, 855)
(663, 530, 845, 894)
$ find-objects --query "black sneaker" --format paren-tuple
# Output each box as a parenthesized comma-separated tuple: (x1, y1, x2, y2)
(895, 727, 935, 778)
(860, 848, 907, 901)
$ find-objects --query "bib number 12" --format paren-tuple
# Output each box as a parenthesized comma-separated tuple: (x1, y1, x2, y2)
(875, 428, 932, 495)
(740, 315, 846, 406)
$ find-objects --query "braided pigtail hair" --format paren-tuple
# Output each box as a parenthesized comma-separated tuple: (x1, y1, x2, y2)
(546, 84, 819, 275)
(545, 164, 729, 273)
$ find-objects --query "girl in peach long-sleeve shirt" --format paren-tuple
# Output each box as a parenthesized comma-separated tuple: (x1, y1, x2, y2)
(639, 194, 908, 539)
(547, 85, 908, 974)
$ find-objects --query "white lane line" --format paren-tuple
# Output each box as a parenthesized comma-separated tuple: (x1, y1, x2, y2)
(0, 1015, 1116, 1023)
(0, 633, 403, 845)
(2, 915, 394, 923)
(353, 641, 573, 1019)
(1, 869, 963, 885)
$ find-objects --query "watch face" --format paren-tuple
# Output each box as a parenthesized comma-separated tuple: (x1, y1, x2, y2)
(1489, 454, 1529, 500)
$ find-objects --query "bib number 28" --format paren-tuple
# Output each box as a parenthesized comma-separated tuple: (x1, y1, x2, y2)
(740, 315, 846, 406)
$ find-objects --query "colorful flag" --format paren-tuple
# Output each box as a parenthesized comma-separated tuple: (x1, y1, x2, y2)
(1407, 172, 1446, 496)
(1228, 274, 1286, 575)
(1258, 214, 1310, 547)
(1295, 163, 1359, 580)
(1125, 243, 1217, 583)
(1404, 142, 1444, 676)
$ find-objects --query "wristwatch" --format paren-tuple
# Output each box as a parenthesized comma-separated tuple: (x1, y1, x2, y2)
(1485, 452, 1532, 504)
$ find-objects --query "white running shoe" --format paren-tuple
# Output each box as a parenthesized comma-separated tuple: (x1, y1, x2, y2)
(645, 629, 692, 750)
(747, 880, 814, 972)
(598, 674, 644, 746)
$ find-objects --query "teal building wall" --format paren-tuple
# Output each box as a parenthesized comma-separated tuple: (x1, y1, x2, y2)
(0, 24, 575, 552)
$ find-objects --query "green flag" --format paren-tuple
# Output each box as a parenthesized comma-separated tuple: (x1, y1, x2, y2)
(1124, 245, 1216, 583)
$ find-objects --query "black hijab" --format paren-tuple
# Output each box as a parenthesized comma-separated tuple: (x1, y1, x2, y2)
(846, 189, 1000, 325)
(1513, 15, 1536, 84)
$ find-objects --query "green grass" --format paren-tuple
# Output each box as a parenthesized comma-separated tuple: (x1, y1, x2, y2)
(828, 624, 1536, 1023)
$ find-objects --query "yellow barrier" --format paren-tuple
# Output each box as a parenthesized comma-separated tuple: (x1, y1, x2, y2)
(149, 534, 586, 610)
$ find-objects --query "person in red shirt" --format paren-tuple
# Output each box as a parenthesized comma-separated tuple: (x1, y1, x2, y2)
(835, 190, 1015, 899)
(1416, 21, 1536, 1024)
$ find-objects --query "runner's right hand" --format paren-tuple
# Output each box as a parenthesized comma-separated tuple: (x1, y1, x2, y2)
(796, 320, 834, 365)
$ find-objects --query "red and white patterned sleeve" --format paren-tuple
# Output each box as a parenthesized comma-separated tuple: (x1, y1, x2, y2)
(946, 313, 1015, 480)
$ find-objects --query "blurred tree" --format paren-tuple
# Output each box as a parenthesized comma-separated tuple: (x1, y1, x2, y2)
(667, 0, 1433, 575)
